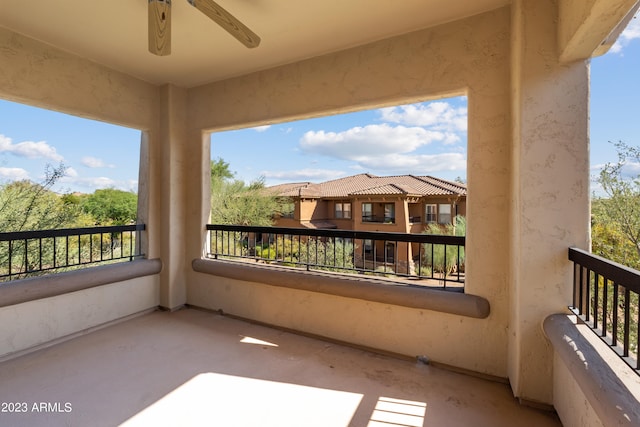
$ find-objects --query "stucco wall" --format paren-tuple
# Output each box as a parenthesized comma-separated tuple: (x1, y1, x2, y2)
(552, 355, 604, 427)
(509, 0, 590, 402)
(188, 272, 503, 376)
(0, 276, 160, 359)
(0, 28, 158, 130)
(187, 7, 512, 379)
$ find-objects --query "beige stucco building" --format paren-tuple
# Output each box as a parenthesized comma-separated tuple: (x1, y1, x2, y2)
(1, 1, 639, 426)
(269, 174, 467, 273)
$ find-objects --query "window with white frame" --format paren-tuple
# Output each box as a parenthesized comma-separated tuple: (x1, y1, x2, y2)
(335, 202, 352, 219)
(425, 204, 437, 223)
(438, 204, 452, 224)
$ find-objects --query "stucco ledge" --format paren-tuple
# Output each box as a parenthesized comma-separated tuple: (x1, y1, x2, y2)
(0, 259, 162, 308)
(191, 258, 490, 319)
(543, 314, 640, 426)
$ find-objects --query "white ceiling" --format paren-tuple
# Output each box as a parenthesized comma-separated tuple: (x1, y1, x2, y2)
(0, 0, 509, 88)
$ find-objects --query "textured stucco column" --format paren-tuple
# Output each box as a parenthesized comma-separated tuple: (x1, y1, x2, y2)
(156, 84, 189, 309)
(509, 0, 591, 404)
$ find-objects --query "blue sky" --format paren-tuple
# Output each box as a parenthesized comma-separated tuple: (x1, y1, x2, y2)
(1, 15, 638, 194)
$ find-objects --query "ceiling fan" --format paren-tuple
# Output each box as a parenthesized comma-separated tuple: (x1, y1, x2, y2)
(148, 0, 261, 56)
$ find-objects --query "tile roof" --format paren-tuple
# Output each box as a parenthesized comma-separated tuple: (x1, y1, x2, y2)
(269, 173, 466, 198)
(265, 182, 322, 197)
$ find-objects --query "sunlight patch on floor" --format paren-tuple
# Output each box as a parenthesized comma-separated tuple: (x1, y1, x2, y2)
(120, 372, 363, 427)
(367, 396, 427, 427)
(239, 335, 279, 347)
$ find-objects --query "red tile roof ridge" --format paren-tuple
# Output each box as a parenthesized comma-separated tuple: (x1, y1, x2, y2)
(268, 174, 466, 198)
(411, 175, 467, 194)
(349, 183, 410, 195)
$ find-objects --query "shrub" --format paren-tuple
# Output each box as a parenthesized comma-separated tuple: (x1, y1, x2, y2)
(421, 215, 466, 276)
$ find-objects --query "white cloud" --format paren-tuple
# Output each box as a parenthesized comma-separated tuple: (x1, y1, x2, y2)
(252, 125, 271, 132)
(58, 173, 138, 192)
(298, 123, 467, 175)
(59, 175, 116, 189)
(379, 102, 467, 132)
(81, 156, 114, 168)
(618, 161, 640, 180)
(64, 167, 79, 177)
(591, 161, 640, 178)
(354, 152, 467, 174)
(0, 134, 64, 162)
(300, 124, 446, 159)
(0, 167, 30, 181)
(610, 15, 640, 54)
(262, 168, 346, 182)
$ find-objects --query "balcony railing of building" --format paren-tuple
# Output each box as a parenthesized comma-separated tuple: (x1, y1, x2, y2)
(361, 215, 395, 224)
(207, 224, 465, 289)
(0, 224, 146, 281)
(569, 247, 640, 375)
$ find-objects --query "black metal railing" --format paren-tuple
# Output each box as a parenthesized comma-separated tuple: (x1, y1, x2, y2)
(0, 224, 146, 281)
(569, 247, 639, 375)
(362, 215, 395, 224)
(207, 224, 465, 289)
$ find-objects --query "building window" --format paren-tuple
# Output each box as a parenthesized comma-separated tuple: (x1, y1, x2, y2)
(425, 204, 437, 223)
(384, 203, 395, 223)
(438, 204, 452, 224)
(335, 202, 351, 219)
(362, 203, 373, 222)
(281, 202, 295, 219)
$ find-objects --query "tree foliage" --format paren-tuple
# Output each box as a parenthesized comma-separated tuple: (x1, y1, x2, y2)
(210, 160, 282, 226)
(210, 158, 235, 182)
(421, 215, 466, 275)
(0, 164, 82, 232)
(81, 189, 138, 225)
(593, 141, 640, 269)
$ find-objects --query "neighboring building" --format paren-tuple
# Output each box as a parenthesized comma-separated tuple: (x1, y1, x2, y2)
(269, 173, 466, 232)
(267, 173, 467, 272)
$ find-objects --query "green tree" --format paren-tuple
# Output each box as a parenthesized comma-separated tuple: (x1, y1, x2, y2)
(0, 164, 80, 232)
(211, 158, 235, 182)
(594, 141, 640, 268)
(210, 160, 282, 226)
(0, 164, 91, 277)
(81, 188, 138, 225)
(421, 215, 466, 276)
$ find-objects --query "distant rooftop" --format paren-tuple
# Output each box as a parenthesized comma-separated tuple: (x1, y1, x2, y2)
(268, 173, 467, 198)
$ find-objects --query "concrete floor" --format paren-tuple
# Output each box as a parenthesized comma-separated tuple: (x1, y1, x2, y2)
(0, 308, 562, 427)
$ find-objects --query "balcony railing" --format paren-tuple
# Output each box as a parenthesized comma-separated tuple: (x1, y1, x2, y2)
(0, 224, 146, 281)
(569, 247, 640, 375)
(361, 215, 395, 224)
(206, 224, 465, 289)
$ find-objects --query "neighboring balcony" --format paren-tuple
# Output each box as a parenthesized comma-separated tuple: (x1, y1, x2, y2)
(361, 214, 395, 224)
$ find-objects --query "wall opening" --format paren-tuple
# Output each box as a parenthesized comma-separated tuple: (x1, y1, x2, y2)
(208, 96, 468, 288)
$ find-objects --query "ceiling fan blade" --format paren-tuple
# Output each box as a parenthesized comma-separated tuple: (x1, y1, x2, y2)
(187, 0, 261, 48)
(149, 0, 172, 56)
